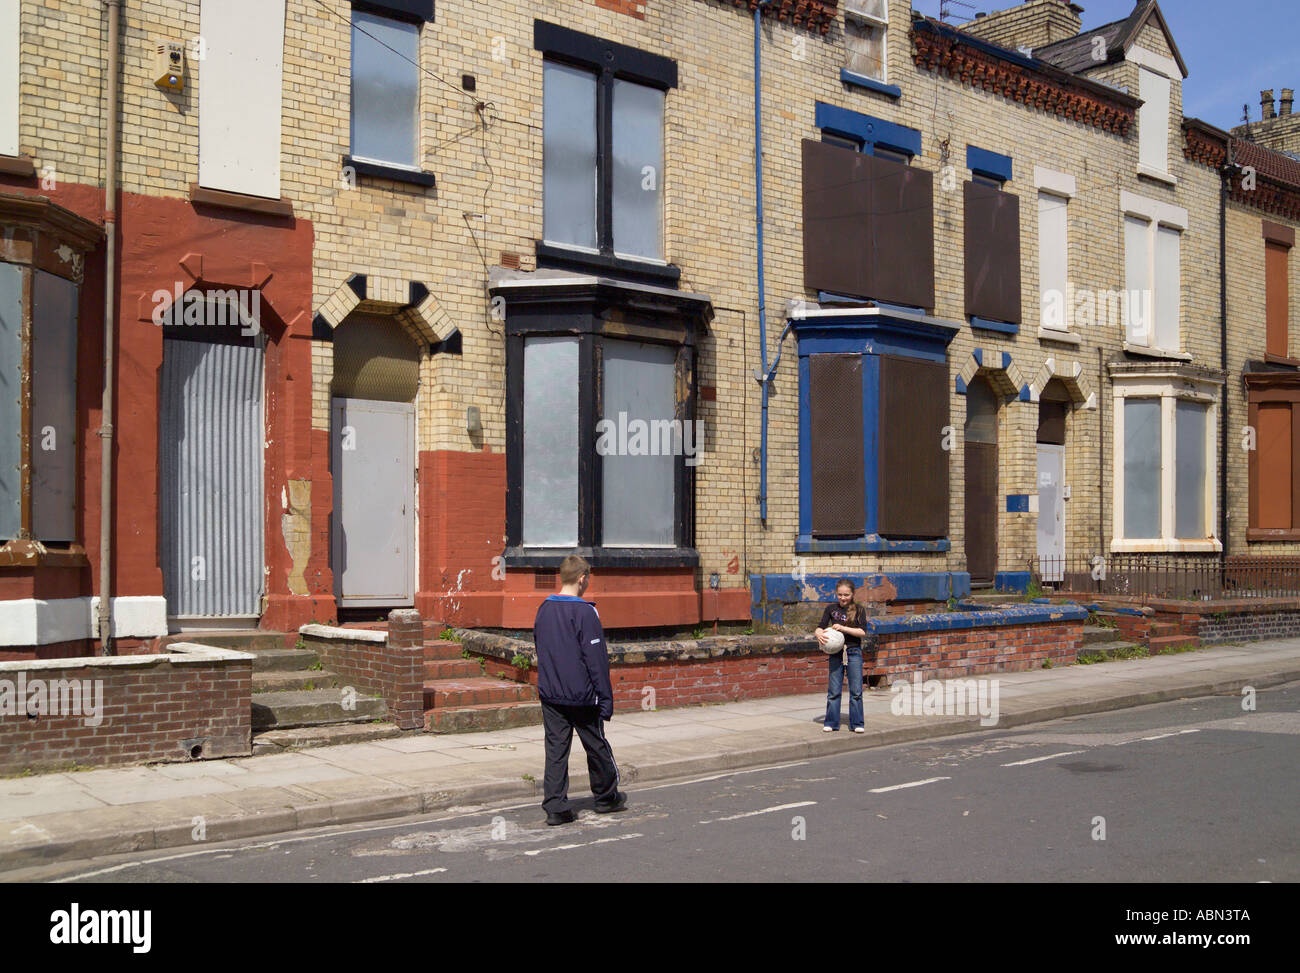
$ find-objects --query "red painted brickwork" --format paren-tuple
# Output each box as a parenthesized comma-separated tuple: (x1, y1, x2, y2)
(0, 654, 251, 773)
(594, 0, 646, 18)
(870, 620, 1083, 679)
(301, 610, 424, 729)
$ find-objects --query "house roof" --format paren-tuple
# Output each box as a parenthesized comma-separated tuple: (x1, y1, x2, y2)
(1035, 0, 1188, 78)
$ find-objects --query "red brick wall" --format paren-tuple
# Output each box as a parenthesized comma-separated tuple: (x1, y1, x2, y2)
(0, 653, 251, 773)
(870, 620, 1083, 679)
(594, 0, 646, 18)
(302, 610, 424, 729)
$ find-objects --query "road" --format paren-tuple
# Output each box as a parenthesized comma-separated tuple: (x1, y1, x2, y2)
(14, 683, 1298, 883)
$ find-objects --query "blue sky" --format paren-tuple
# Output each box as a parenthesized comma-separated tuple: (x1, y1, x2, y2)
(910, 0, 1295, 131)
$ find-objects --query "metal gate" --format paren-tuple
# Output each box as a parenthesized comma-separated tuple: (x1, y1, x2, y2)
(332, 398, 415, 607)
(160, 337, 265, 619)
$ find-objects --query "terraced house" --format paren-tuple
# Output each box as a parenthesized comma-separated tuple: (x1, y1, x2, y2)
(1, 0, 1298, 662)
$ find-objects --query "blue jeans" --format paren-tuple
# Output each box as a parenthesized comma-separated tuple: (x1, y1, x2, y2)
(825, 646, 864, 730)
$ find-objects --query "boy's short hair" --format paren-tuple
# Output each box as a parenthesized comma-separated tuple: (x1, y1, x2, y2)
(559, 555, 591, 585)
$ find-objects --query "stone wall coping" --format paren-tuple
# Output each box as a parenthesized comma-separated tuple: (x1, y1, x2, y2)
(1053, 595, 1300, 616)
(458, 629, 822, 665)
(0, 643, 254, 673)
(299, 623, 387, 643)
(869, 604, 1088, 636)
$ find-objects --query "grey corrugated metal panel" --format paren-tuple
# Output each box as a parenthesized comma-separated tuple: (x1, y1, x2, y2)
(161, 339, 264, 617)
(0, 264, 22, 540)
(810, 354, 865, 537)
(30, 271, 78, 542)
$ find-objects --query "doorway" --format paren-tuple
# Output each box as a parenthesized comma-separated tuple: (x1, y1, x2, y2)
(1037, 381, 1069, 583)
(964, 377, 998, 585)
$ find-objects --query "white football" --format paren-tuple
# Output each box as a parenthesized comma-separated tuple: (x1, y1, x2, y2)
(820, 629, 845, 654)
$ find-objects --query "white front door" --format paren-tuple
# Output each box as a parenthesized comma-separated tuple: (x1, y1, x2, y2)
(332, 398, 416, 607)
(1037, 444, 1065, 583)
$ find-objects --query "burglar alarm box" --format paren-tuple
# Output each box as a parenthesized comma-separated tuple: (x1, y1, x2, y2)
(154, 40, 185, 92)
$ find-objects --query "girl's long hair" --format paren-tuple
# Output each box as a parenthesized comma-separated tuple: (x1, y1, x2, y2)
(834, 578, 860, 625)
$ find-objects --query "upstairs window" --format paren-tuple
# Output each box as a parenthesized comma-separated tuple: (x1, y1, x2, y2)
(350, 8, 421, 169)
(1264, 220, 1294, 359)
(1137, 67, 1171, 180)
(1122, 193, 1186, 355)
(843, 0, 888, 84)
(536, 22, 674, 271)
(964, 146, 1020, 333)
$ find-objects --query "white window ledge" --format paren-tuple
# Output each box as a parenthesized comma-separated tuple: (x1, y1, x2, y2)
(1136, 164, 1178, 187)
(1123, 342, 1193, 361)
(1110, 539, 1223, 554)
(1038, 327, 1082, 345)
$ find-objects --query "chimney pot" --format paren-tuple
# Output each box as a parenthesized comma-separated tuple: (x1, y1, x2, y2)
(1262, 89, 1276, 120)
(1282, 89, 1295, 117)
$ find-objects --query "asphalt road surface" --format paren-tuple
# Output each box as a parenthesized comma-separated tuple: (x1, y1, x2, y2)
(17, 682, 1299, 883)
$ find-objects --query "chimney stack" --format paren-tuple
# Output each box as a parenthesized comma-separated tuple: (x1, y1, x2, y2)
(1262, 89, 1276, 120)
(1282, 89, 1295, 118)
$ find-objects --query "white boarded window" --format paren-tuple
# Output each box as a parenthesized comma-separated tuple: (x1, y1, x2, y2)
(522, 337, 579, 547)
(1138, 68, 1170, 175)
(1124, 215, 1152, 345)
(1038, 192, 1068, 331)
(0, 0, 17, 158)
(612, 80, 664, 261)
(1154, 224, 1181, 353)
(350, 10, 419, 169)
(1123, 398, 1162, 539)
(199, 0, 285, 199)
(844, 0, 888, 83)
(543, 61, 598, 252)
(602, 341, 676, 547)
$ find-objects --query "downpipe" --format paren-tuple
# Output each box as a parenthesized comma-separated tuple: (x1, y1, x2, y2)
(98, 0, 121, 654)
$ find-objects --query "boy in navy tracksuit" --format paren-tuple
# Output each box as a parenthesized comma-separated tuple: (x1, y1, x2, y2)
(532, 554, 627, 825)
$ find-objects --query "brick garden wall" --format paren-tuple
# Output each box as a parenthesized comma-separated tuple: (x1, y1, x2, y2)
(299, 610, 424, 730)
(870, 619, 1084, 679)
(0, 644, 252, 774)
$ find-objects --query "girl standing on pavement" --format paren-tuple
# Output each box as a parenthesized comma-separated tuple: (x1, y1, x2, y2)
(815, 579, 867, 733)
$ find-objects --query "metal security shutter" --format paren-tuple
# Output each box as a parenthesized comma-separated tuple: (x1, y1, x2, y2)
(810, 354, 865, 537)
(878, 355, 948, 538)
(802, 139, 872, 299)
(964, 181, 1022, 324)
(868, 155, 935, 309)
(161, 337, 265, 617)
(965, 442, 997, 583)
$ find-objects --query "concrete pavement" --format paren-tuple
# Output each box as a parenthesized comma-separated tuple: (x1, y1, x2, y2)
(2, 639, 1298, 873)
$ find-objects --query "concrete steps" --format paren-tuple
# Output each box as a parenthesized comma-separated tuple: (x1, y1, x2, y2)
(252, 668, 340, 692)
(247, 647, 318, 672)
(252, 721, 404, 754)
(425, 700, 544, 733)
(251, 688, 388, 731)
(156, 630, 287, 653)
(1082, 625, 1123, 645)
(1150, 634, 1201, 653)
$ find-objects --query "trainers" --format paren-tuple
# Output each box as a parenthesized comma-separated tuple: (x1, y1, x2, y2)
(853, 727, 865, 733)
(822, 725, 835, 733)
(594, 792, 628, 814)
(546, 810, 575, 826)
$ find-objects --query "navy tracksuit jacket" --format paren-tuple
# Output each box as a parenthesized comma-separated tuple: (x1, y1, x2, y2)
(533, 594, 614, 720)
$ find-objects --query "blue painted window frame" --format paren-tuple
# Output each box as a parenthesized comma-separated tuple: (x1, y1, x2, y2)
(814, 102, 921, 159)
(792, 310, 957, 553)
(965, 145, 1019, 333)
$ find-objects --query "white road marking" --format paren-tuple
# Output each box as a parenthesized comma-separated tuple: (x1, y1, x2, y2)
(522, 833, 643, 856)
(868, 777, 950, 793)
(356, 867, 448, 884)
(639, 761, 810, 791)
(699, 801, 816, 824)
(1001, 751, 1084, 767)
(1139, 729, 1200, 741)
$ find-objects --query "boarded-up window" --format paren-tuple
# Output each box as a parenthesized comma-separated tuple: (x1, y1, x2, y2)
(802, 139, 934, 308)
(964, 181, 1021, 324)
(878, 355, 948, 538)
(1123, 398, 1162, 539)
(810, 354, 865, 537)
(1266, 241, 1291, 358)
(1175, 400, 1208, 539)
(1138, 68, 1170, 175)
(1256, 403, 1292, 529)
(1038, 191, 1068, 331)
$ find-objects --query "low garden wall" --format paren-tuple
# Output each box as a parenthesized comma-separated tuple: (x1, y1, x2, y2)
(298, 609, 424, 730)
(0, 642, 252, 774)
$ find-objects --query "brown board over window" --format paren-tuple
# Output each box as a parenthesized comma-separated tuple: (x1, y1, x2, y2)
(964, 181, 1021, 325)
(877, 354, 948, 538)
(810, 354, 866, 537)
(801, 139, 934, 309)
(1266, 241, 1291, 359)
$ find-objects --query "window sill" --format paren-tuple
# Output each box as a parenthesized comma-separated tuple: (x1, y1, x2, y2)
(0, 540, 90, 569)
(796, 534, 950, 554)
(1136, 164, 1177, 187)
(1109, 538, 1223, 554)
(1123, 342, 1192, 361)
(1248, 528, 1300, 542)
(1038, 327, 1082, 345)
(0, 154, 37, 179)
(190, 183, 294, 217)
(1264, 352, 1300, 368)
(535, 242, 681, 286)
(342, 156, 437, 189)
(970, 316, 1019, 335)
(503, 546, 698, 569)
(840, 70, 902, 99)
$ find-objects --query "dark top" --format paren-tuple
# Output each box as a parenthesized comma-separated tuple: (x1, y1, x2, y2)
(533, 594, 614, 720)
(819, 603, 865, 649)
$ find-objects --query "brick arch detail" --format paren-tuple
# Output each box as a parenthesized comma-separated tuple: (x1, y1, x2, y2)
(954, 348, 1027, 400)
(1028, 357, 1097, 410)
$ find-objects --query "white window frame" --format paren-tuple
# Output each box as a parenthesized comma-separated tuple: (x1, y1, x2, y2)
(1035, 167, 1074, 341)
(1111, 371, 1221, 553)
(843, 0, 889, 85)
(0, 0, 18, 158)
(1121, 191, 1187, 358)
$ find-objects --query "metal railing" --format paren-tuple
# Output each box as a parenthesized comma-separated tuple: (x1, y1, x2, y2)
(1029, 555, 1300, 601)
